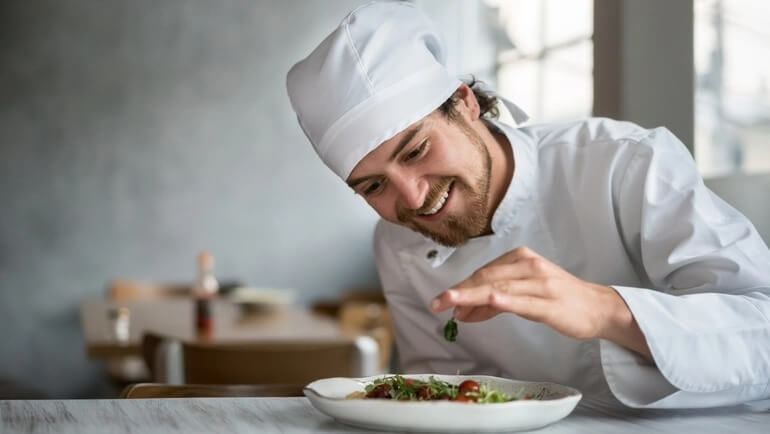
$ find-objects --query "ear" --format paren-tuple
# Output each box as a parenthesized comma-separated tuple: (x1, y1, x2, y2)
(455, 83, 481, 122)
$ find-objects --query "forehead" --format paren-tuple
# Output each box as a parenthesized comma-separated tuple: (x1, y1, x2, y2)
(347, 114, 440, 180)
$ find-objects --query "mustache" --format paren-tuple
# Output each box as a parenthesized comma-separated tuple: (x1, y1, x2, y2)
(397, 177, 454, 223)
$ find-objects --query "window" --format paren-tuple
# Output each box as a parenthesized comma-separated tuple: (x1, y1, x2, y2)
(695, 0, 770, 176)
(486, 0, 594, 123)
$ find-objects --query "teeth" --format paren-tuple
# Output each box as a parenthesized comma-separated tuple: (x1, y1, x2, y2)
(422, 188, 450, 216)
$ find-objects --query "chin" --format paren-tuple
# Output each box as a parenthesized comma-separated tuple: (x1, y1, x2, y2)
(410, 225, 472, 248)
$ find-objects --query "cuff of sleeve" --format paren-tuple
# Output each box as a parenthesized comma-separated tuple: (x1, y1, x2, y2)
(599, 338, 678, 407)
(611, 285, 770, 392)
(603, 285, 770, 408)
(600, 284, 681, 407)
(600, 338, 769, 408)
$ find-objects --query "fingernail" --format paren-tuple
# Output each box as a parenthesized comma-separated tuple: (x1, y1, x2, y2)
(431, 299, 441, 311)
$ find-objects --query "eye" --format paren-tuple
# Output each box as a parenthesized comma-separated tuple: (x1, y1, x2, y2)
(403, 141, 427, 162)
(363, 179, 386, 196)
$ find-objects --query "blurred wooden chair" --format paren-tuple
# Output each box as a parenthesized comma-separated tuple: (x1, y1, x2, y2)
(120, 383, 304, 399)
(142, 333, 379, 385)
(141, 332, 184, 384)
(311, 288, 395, 371)
(338, 300, 394, 371)
(183, 338, 379, 384)
(311, 287, 386, 318)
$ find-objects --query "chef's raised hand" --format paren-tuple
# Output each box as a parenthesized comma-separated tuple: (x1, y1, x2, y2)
(430, 246, 652, 358)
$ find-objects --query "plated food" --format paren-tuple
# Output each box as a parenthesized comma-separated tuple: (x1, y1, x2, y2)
(304, 374, 582, 433)
(347, 375, 527, 402)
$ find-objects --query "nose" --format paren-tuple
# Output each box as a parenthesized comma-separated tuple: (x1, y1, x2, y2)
(391, 173, 428, 211)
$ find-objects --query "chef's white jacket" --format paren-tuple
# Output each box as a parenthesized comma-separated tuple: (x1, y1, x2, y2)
(373, 117, 770, 408)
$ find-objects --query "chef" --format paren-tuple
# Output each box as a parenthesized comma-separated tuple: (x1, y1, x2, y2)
(286, 1, 770, 408)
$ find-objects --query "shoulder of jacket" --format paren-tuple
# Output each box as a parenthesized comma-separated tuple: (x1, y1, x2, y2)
(522, 117, 657, 150)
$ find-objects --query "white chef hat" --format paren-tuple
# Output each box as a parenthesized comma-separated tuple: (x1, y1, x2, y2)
(286, 1, 527, 181)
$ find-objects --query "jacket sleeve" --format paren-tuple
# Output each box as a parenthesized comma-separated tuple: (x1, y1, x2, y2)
(373, 221, 478, 374)
(600, 126, 770, 408)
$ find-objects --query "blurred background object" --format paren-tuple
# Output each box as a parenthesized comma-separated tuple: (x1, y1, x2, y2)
(228, 286, 295, 315)
(312, 288, 394, 369)
(137, 330, 380, 388)
(178, 336, 379, 384)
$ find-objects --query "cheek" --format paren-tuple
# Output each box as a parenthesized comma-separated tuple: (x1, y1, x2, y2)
(366, 195, 398, 222)
(430, 134, 473, 170)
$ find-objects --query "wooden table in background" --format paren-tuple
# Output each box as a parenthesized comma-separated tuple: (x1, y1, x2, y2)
(80, 297, 345, 359)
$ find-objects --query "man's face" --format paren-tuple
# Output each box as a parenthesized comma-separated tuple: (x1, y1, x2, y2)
(347, 110, 494, 247)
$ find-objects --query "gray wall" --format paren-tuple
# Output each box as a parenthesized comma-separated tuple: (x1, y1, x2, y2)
(0, 0, 381, 398)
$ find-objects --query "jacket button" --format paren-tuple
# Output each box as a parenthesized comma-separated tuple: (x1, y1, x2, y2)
(426, 249, 438, 259)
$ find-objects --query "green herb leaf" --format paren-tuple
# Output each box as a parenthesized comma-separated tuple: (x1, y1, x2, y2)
(443, 317, 458, 342)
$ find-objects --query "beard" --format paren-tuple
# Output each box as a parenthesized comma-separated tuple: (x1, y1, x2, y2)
(396, 119, 492, 247)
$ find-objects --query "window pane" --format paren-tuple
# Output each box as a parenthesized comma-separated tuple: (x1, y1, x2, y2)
(695, 0, 770, 176)
(488, 0, 593, 122)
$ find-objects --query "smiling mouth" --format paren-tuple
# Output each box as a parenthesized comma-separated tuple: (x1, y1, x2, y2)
(419, 181, 454, 217)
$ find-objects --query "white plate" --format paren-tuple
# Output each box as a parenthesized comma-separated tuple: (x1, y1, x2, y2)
(304, 374, 581, 433)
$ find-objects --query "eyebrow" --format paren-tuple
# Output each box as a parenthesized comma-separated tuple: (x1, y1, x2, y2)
(346, 122, 424, 189)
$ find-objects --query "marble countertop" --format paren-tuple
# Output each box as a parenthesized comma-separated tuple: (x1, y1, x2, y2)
(1, 397, 769, 433)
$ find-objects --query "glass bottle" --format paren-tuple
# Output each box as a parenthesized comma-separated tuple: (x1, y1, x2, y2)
(192, 250, 219, 336)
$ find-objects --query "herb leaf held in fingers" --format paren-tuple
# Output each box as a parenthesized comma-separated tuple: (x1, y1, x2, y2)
(444, 316, 458, 342)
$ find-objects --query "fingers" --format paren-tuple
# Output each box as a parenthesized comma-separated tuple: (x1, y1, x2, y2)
(439, 290, 551, 323)
(431, 279, 544, 313)
(453, 305, 501, 322)
(431, 287, 492, 312)
(488, 292, 549, 323)
(430, 288, 483, 312)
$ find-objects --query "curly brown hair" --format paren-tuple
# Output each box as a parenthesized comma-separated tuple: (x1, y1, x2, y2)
(438, 77, 500, 121)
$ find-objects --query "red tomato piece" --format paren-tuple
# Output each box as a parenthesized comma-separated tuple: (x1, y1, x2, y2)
(365, 384, 391, 399)
(458, 380, 480, 395)
(417, 386, 432, 400)
(454, 393, 472, 402)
